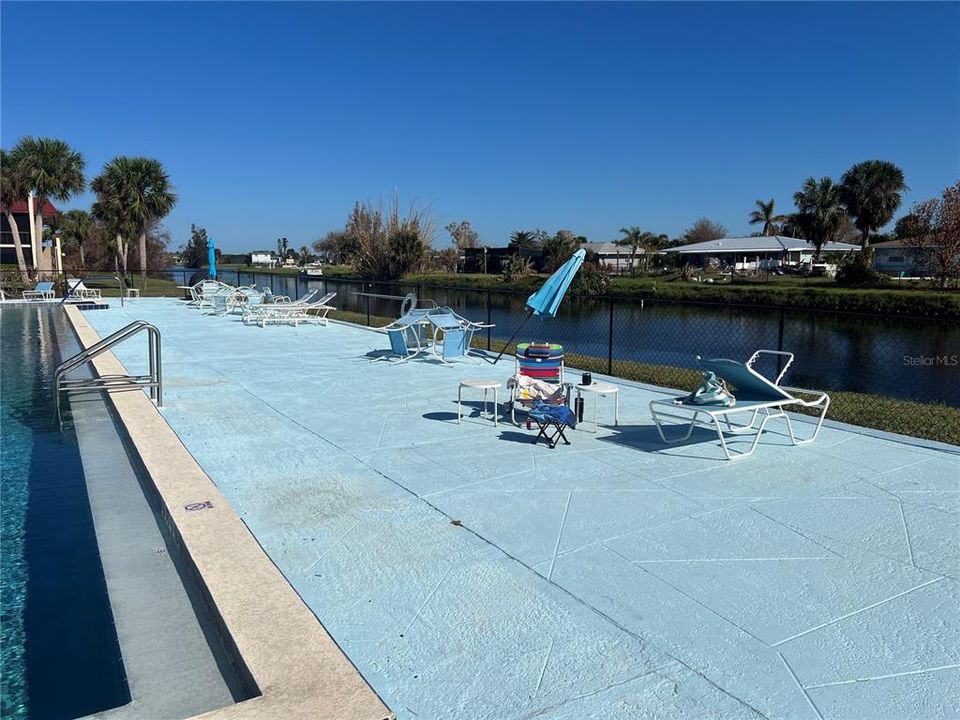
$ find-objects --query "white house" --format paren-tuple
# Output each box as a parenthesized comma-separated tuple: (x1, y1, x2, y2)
(662, 236, 860, 271)
(250, 251, 278, 267)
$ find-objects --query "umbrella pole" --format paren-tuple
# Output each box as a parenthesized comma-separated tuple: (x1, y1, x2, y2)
(491, 308, 533, 364)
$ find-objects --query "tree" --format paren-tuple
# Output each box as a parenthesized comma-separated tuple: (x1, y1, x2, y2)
(682, 218, 727, 244)
(446, 220, 479, 251)
(748, 198, 785, 236)
(59, 209, 95, 269)
(839, 160, 907, 253)
(901, 182, 960, 288)
(313, 229, 356, 265)
(615, 226, 645, 271)
(345, 194, 433, 279)
(91, 156, 176, 283)
(178, 224, 208, 268)
(508, 230, 537, 249)
(793, 177, 846, 261)
(9, 137, 86, 276)
(0, 148, 31, 282)
(389, 231, 424, 277)
(542, 229, 579, 272)
(276, 236, 288, 259)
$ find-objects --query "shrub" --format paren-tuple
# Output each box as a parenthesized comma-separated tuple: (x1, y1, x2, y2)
(835, 255, 888, 286)
(502, 254, 534, 282)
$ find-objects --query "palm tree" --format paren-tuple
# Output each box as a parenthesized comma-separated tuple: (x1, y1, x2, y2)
(748, 198, 786, 236)
(508, 230, 536, 249)
(0, 149, 31, 283)
(839, 160, 907, 253)
(793, 177, 847, 261)
(9, 137, 85, 273)
(616, 226, 645, 271)
(91, 157, 176, 284)
(59, 209, 95, 269)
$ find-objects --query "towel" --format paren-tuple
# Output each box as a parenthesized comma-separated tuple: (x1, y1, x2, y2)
(530, 401, 577, 429)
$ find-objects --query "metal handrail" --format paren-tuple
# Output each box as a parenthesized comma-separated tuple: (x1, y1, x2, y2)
(55, 320, 162, 425)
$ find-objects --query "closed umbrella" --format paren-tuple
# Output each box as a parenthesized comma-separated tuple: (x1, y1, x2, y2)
(207, 237, 217, 279)
(493, 249, 586, 363)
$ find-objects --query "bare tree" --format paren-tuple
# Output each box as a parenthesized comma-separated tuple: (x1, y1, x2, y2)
(445, 220, 479, 251)
(900, 181, 960, 288)
(682, 218, 727, 244)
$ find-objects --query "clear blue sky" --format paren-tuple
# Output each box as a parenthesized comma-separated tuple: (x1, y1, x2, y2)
(2, 2, 957, 253)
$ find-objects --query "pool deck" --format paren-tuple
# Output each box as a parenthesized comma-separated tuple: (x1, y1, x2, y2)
(80, 298, 958, 720)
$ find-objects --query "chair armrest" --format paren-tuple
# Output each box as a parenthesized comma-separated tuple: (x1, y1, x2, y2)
(746, 349, 795, 384)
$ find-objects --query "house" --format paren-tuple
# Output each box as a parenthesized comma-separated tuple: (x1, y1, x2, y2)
(580, 242, 636, 273)
(872, 239, 925, 276)
(250, 251, 278, 267)
(462, 246, 545, 273)
(662, 236, 860, 271)
(0, 198, 61, 272)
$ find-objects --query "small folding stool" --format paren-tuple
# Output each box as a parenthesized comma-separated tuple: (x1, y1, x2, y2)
(527, 405, 574, 448)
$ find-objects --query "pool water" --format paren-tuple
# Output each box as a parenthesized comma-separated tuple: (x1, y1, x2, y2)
(1, 306, 128, 719)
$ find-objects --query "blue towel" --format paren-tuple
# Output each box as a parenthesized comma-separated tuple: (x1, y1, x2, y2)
(529, 401, 577, 429)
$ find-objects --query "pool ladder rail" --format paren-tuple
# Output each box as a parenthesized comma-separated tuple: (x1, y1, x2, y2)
(54, 320, 162, 426)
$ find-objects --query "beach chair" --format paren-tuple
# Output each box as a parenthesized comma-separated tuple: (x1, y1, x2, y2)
(649, 350, 831, 460)
(240, 288, 320, 325)
(22, 281, 56, 301)
(426, 308, 494, 364)
(65, 278, 102, 300)
(252, 291, 336, 327)
(507, 343, 570, 425)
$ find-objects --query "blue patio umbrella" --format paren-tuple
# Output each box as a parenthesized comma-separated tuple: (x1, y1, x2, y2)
(493, 249, 586, 363)
(207, 237, 217, 279)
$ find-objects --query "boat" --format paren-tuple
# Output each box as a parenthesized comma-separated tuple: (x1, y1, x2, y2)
(299, 263, 324, 278)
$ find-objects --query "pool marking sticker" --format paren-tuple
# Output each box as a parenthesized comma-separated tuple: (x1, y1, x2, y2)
(184, 501, 214, 512)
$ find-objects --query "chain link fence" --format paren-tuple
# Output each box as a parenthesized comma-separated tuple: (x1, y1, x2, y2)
(56, 268, 960, 445)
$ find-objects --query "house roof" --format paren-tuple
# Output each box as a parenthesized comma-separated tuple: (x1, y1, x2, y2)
(581, 242, 624, 254)
(0, 199, 60, 215)
(871, 239, 907, 248)
(663, 236, 860, 254)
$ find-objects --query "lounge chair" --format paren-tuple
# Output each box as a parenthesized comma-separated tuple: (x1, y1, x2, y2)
(22, 281, 56, 301)
(649, 350, 830, 460)
(425, 308, 494, 364)
(65, 278, 101, 300)
(249, 291, 336, 327)
(507, 343, 570, 425)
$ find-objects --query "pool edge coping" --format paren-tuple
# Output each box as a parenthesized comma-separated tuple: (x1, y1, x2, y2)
(64, 304, 394, 720)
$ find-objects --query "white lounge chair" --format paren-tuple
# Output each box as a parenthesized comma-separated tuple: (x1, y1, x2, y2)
(250, 291, 336, 327)
(240, 288, 320, 325)
(649, 350, 830, 460)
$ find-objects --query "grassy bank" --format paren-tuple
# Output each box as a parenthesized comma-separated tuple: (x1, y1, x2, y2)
(327, 310, 959, 446)
(406, 273, 960, 319)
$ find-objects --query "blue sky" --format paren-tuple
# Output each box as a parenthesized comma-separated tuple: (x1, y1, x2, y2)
(2, 2, 957, 253)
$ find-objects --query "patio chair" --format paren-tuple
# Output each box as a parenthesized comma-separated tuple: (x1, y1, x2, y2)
(507, 343, 571, 425)
(191, 280, 233, 309)
(425, 308, 494, 364)
(22, 281, 56, 301)
(648, 350, 831, 460)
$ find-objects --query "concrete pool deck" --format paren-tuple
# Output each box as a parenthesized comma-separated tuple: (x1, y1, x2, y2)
(80, 298, 958, 719)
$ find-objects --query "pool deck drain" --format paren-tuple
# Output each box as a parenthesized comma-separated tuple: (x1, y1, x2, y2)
(77, 298, 959, 720)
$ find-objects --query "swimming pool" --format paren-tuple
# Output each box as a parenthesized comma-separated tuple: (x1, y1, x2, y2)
(0, 306, 128, 719)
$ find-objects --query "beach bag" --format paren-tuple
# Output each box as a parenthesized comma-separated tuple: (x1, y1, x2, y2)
(686, 371, 736, 407)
